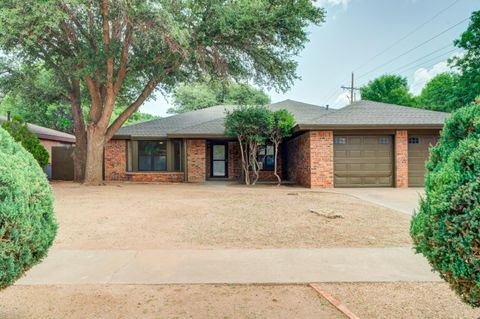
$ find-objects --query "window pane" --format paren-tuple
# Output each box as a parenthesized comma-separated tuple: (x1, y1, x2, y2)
(213, 144, 226, 160)
(335, 137, 347, 144)
(213, 161, 226, 176)
(138, 141, 167, 171)
(138, 155, 152, 171)
(266, 145, 274, 155)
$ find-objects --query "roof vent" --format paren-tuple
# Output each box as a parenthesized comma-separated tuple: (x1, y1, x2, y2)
(325, 104, 329, 110)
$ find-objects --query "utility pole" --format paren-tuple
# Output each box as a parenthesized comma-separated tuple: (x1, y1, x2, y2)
(341, 72, 360, 104)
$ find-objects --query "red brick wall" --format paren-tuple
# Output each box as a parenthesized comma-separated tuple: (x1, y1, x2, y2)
(310, 131, 334, 188)
(127, 172, 184, 183)
(228, 141, 240, 180)
(187, 139, 206, 182)
(285, 132, 311, 187)
(285, 131, 333, 188)
(395, 130, 408, 188)
(104, 139, 127, 181)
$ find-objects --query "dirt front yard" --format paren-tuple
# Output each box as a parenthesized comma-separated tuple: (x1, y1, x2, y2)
(52, 182, 411, 249)
(1, 283, 479, 319)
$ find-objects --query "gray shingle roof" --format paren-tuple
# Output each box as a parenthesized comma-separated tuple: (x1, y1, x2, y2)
(116, 99, 330, 138)
(115, 99, 449, 138)
(299, 100, 449, 129)
(0, 116, 76, 143)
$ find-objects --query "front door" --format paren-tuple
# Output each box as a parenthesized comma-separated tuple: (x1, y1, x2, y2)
(211, 143, 228, 178)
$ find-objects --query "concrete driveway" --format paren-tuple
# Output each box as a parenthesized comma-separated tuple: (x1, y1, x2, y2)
(327, 188, 424, 215)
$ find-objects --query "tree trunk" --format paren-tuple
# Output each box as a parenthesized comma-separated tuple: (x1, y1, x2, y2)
(72, 139, 86, 182)
(83, 126, 106, 185)
(238, 137, 250, 185)
(249, 141, 260, 185)
(273, 141, 281, 186)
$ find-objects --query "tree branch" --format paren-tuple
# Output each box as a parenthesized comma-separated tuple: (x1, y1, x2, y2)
(106, 79, 159, 141)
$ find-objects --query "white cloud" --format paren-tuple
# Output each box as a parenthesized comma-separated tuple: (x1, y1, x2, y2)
(316, 0, 351, 8)
(332, 91, 351, 108)
(409, 61, 450, 95)
(409, 51, 463, 95)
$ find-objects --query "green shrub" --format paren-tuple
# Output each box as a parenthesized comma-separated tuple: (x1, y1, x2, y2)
(1, 115, 49, 167)
(411, 104, 480, 307)
(0, 127, 57, 290)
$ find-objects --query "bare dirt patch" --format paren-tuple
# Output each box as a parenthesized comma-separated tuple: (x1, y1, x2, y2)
(0, 284, 343, 319)
(322, 282, 480, 319)
(52, 182, 411, 249)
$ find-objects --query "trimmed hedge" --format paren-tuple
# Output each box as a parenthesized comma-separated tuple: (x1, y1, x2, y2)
(0, 127, 57, 289)
(411, 104, 480, 307)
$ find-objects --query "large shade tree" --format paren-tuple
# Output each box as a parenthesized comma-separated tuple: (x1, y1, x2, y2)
(0, 0, 324, 184)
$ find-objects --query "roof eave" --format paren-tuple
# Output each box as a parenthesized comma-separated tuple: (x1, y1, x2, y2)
(294, 123, 445, 132)
(166, 133, 228, 139)
(37, 133, 76, 143)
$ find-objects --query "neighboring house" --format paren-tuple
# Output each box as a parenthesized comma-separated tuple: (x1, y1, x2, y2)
(104, 99, 449, 188)
(0, 116, 76, 177)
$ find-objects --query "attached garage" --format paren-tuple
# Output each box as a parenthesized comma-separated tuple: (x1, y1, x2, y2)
(334, 135, 394, 187)
(408, 135, 438, 187)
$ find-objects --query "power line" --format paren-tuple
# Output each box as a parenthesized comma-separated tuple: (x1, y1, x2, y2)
(353, 0, 462, 72)
(356, 16, 469, 80)
(391, 47, 458, 75)
(320, 0, 462, 106)
(391, 44, 457, 73)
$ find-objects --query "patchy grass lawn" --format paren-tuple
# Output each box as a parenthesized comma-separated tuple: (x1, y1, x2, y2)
(2, 283, 478, 319)
(52, 182, 411, 249)
(321, 282, 480, 319)
(0, 284, 343, 319)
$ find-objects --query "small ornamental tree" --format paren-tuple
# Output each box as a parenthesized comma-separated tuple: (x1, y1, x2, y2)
(270, 110, 295, 185)
(1, 115, 49, 168)
(225, 106, 273, 185)
(411, 104, 480, 307)
(0, 127, 57, 290)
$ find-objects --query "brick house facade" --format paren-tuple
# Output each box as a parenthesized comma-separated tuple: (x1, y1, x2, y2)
(105, 100, 448, 188)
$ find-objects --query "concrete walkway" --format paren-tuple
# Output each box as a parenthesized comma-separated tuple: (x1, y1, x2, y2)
(17, 248, 439, 285)
(327, 188, 425, 215)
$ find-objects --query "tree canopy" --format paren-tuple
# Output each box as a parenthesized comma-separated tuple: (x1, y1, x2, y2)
(360, 74, 416, 106)
(0, 63, 159, 133)
(450, 10, 480, 106)
(0, 0, 324, 184)
(169, 81, 270, 114)
(416, 73, 463, 112)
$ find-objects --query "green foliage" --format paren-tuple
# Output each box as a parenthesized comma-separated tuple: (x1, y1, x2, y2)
(225, 105, 273, 145)
(416, 73, 464, 112)
(411, 104, 480, 307)
(271, 109, 295, 142)
(0, 127, 57, 290)
(1, 115, 49, 167)
(0, 63, 73, 133)
(111, 108, 160, 127)
(360, 75, 416, 106)
(450, 10, 480, 106)
(169, 81, 270, 114)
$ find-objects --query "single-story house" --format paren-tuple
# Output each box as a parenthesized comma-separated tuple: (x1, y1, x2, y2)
(105, 99, 449, 188)
(0, 115, 76, 177)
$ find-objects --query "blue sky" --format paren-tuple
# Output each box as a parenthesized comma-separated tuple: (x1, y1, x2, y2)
(140, 0, 480, 116)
